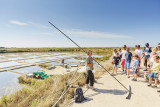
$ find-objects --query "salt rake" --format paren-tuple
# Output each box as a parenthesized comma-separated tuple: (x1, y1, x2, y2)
(48, 21, 132, 99)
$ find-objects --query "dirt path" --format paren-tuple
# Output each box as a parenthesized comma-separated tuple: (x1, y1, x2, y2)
(72, 66, 160, 107)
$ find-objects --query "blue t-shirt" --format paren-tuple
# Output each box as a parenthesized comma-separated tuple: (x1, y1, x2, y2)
(133, 59, 139, 69)
(125, 52, 132, 63)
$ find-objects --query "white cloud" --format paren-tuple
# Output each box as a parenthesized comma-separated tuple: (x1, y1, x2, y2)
(65, 29, 132, 38)
(10, 20, 28, 26)
(40, 32, 54, 36)
(28, 21, 50, 29)
(41, 29, 132, 39)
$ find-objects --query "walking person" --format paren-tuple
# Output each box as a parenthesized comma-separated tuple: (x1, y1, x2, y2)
(142, 43, 152, 71)
(121, 45, 127, 72)
(86, 50, 95, 90)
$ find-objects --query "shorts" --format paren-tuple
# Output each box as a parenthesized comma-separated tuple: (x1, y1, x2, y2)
(121, 59, 125, 65)
(125, 62, 131, 69)
(150, 72, 158, 79)
(114, 64, 118, 68)
(133, 68, 138, 74)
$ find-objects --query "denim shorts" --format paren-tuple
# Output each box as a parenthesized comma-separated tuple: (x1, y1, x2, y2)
(125, 62, 131, 69)
(144, 55, 150, 58)
(133, 68, 138, 74)
(114, 64, 118, 68)
(150, 72, 158, 79)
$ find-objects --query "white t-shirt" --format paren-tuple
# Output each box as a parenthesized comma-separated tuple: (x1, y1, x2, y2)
(135, 49, 143, 58)
(144, 47, 151, 56)
(150, 52, 157, 64)
(157, 51, 160, 56)
(121, 50, 127, 59)
(113, 52, 120, 57)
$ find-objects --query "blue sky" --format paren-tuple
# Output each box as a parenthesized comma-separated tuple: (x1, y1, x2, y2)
(0, 0, 160, 47)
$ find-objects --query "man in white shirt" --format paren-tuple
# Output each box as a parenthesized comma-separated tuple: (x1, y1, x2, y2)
(135, 45, 143, 76)
(121, 45, 127, 72)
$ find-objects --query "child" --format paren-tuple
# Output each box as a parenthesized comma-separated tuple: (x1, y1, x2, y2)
(121, 45, 127, 72)
(135, 45, 143, 76)
(148, 56, 160, 87)
(132, 55, 139, 81)
(125, 48, 132, 78)
(112, 53, 120, 75)
(149, 48, 157, 68)
(86, 50, 95, 90)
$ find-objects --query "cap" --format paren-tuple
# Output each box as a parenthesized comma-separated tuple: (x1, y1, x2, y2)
(145, 43, 149, 46)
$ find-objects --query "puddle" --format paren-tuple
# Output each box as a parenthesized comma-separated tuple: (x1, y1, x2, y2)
(65, 58, 81, 63)
(0, 72, 23, 97)
(25, 59, 42, 63)
(47, 61, 62, 66)
(0, 62, 21, 68)
(14, 66, 42, 74)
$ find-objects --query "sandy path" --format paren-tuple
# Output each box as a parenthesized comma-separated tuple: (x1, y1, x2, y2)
(72, 68, 160, 107)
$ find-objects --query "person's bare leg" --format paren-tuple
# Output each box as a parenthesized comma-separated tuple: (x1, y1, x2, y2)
(86, 84, 89, 88)
(138, 68, 140, 76)
(127, 69, 130, 77)
(122, 65, 124, 71)
(135, 74, 137, 80)
(149, 78, 152, 85)
(155, 79, 158, 86)
(112, 67, 115, 74)
(115, 68, 118, 75)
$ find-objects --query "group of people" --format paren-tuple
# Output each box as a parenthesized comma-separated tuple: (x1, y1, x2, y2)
(85, 42, 160, 91)
(112, 43, 160, 87)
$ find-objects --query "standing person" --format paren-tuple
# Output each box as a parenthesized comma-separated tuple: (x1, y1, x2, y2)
(156, 43, 160, 56)
(121, 45, 127, 72)
(134, 45, 138, 54)
(149, 48, 157, 68)
(112, 53, 120, 75)
(112, 49, 119, 64)
(135, 45, 143, 76)
(118, 48, 122, 59)
(147, 56, 160, 87)
(86, 50, 95, 90)
(132, 55, 139, 81)
(142, 43, 152, 71)
(125, 48, 132, 78)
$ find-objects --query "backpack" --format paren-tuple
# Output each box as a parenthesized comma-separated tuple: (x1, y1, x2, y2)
(74, 87, 86, 103)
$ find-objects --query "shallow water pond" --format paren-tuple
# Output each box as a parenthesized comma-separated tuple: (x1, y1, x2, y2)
(0, 62, 21, 68)
(0, 72, 23, 97)
(14, 66, 42, 74)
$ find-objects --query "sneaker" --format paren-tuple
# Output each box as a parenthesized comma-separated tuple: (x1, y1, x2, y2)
(157, 90, 160, 93)
(152, 85, 157, 88)
(144, 69, 147, 71)
(128, 76, 130, 78)
(132, 78, 137, 81)
(147, 84, 151, 86)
